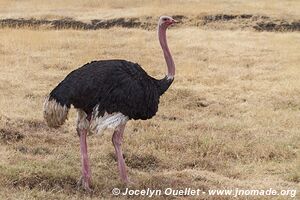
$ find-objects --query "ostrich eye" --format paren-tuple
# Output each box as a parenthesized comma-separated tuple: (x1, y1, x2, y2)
(163, 18, 168, 21)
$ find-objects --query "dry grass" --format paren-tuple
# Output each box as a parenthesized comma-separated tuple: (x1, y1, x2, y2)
(0, 0, 299, 199)
(1, 0, 300, 20)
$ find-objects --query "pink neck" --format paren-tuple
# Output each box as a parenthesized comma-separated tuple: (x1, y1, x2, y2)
(158, 25, 175, 79)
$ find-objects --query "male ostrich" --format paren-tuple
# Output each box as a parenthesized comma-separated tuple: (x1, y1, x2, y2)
(43, 16, 177, 190)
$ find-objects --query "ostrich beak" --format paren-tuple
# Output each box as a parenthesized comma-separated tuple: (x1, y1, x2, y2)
(171, 19, 178, 24)
(169, 19, 178, 27)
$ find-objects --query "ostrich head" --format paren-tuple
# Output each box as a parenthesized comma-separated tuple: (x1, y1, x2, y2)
(158, 16, 178, 28)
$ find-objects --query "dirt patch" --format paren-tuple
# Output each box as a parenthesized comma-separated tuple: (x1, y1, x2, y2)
(202, 14, 254, 22)
(91, 18, 142, 29)
(254, 21, 300, 32)
(16, 146, 51, 155)
(11, 174, 78, 193)
(0, 17, 149, 30)
(198, 14, 300, 32)
(108, 152, 160, 171)
(0, 14, 299, 32)
(184, 97, 210, 110)
(2, 117, 53, 133)
(126, 154, 160, 171)
(0, 128, 24, 144)
(0, 18, 51, 28)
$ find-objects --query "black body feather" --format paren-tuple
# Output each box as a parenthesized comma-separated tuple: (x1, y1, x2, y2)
(49, 60, 173, 120)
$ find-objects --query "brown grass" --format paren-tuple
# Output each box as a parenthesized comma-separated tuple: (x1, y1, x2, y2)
(1, 0, 300, 20)
(0, 0, 299, 199)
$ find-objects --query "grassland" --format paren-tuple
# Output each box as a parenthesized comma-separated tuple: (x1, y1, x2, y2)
(1, 0, 300, 20)
(0, 0, 299, 199)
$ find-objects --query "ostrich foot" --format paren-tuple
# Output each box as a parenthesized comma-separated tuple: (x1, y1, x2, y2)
(77, 176, 92, 193)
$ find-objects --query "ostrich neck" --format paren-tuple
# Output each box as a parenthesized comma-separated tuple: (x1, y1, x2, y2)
(158, 26, 175, 79)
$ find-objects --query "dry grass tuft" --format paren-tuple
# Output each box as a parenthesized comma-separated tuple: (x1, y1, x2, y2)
(11, 173, 78, 193)
(0, 129, 24, 144)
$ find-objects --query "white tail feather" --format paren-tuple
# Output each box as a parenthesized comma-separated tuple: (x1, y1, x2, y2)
(43, 96, 69, 128)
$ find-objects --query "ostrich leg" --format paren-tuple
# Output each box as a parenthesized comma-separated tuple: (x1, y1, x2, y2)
(112, 124, 128, 183)
(76, 110, 92, 191)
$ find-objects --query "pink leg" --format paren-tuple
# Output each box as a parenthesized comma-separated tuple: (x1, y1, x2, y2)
(112, 124, 129, 183)
(77, 127, 92, 191)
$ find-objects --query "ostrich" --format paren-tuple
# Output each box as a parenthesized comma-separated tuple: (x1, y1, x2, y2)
(43, 16, 178, 190)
